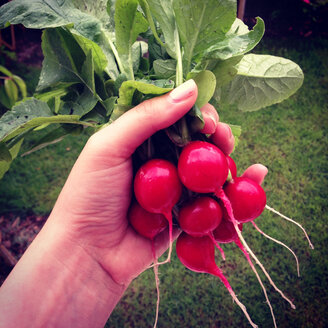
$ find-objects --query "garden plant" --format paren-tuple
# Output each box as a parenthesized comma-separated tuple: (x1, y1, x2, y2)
(0, 0, 316, 327)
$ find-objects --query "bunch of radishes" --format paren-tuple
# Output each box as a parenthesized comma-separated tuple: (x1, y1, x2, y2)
(129, 136, 313, 328)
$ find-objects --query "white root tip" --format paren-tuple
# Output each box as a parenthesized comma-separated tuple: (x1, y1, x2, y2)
(236, 239, 277, 328)
(228, 289, 258, 328)
(265, 205, 314, 250)
(252, 221, 301, 277)
(153, 262, 160, 328)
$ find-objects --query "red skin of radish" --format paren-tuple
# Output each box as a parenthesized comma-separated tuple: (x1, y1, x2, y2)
(176, 233, 221, 275)
(178, 197, 222, 237)
(178, 141, 229, 193)
(223, 177, 266, 223)
(128, 202, 168, 240)
(226, 155, 237, 178)
(213, 215, 243, 244)
(134, 159, 182, 216)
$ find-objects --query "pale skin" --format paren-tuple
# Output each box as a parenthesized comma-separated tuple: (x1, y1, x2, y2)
(0, 80, 266, 328)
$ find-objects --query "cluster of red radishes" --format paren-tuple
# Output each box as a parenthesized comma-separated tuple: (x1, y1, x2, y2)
(128, 139, 274, 327)
(129, 136, 313, 328)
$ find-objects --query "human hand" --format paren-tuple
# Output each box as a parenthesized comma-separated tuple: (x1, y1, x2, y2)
(48, 79, 266, 287)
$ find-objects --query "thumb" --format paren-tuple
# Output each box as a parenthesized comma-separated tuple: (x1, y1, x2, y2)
(88, 79, 198, 162)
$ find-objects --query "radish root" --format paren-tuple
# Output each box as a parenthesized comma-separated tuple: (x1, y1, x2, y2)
(235, 239, 277, 328)
(265, 205, 314, 249)
(209, 232, 226, 261)
(217, 189, 296, 310)
(151, 241, 160, 328)
(252, 221, 300, 277)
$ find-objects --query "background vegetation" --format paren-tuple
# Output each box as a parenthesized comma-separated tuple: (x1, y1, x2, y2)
(0, 33, 327, 327)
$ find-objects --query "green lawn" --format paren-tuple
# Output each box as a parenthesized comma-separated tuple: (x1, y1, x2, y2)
(1, 36, 327, 327)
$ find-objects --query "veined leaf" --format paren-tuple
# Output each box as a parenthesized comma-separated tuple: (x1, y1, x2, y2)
(192, 70, 217, 108)
(0, 142, 12, 162)
(0, 0, 102, 41)
(219, 54, 304, 111)
(37, 28, 84, 91)
(115, 0, 149, 79)
(173, 0, 236, 72)
(204, 17, 265, 61)
(153, 59, 177, 79)
(143, 0, 178, 59)
(71, 32, 108, 76)
(117, 79, 173, 106)
(4, 79, 18, 105)
(0, 98, 87, 142)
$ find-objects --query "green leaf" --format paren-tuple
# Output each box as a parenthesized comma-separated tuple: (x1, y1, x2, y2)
(72, 32, 108, 76)
(173, 0, 236, 71)
(117, 79, 173, 106)
(0, 86, 12, 109)
(0, 0, 103, 41)
(0, 98, 83, 142)
(143, 0, 178, 58)
(0, 65, 13, 77)
(4, 79, 18, 105)
(212, 55, 243, 89)
(0, 142, 12, 162)
(37, 28, 84, 92)
(203, 17, 265, 61)
(0, 138, 23, 179)
(219, 54, 304, 111)
(192, 70, 216, 108)
(229, 123, 241, 148)
(114, 0, 149, 79)
(81, 49, 96, 93)
(12, 75, 27, 98)
(153, 59, 177, 79)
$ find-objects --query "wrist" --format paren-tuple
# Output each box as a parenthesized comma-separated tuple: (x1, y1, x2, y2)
(0, 218, 127, 328)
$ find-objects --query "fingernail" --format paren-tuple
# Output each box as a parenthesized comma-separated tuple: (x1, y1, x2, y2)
(170, 80, 196, 102)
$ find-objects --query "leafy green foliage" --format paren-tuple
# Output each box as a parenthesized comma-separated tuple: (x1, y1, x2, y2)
(0, 0, 304, 179)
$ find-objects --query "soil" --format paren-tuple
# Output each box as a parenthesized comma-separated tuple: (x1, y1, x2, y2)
(0, 214, 47, 285)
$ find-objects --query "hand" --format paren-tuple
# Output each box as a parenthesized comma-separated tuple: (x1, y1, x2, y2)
(49, 79, 268, 286)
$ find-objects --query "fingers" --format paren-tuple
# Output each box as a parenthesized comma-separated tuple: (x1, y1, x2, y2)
(199, 103, 219, 134)
(211, 122, 235, 155)
(89, 80, 198, 161)
(242, 164, 268, 185)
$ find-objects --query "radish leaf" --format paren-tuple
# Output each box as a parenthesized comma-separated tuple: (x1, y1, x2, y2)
(218, 54, 304, 111)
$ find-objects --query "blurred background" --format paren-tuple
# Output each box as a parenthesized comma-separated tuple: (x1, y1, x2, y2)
(0, 0, 327, 327)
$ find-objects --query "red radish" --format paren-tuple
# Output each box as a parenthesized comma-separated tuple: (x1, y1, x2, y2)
(213, 214, 242, 244)
(226, 155, 237, 178)
(178, 197, 222, 236)
(178, 141, 229, 193)
(178, 196, 225, 259)
(128, 201, 168, 328)
(223, 177, 266, 223)
(134, 159, 182, 264)
(128, 201, 168, 240)
(176, 232, 258, 328)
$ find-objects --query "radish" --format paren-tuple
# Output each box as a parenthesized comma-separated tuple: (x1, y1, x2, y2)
(223, 177, 266, 223)
(128, 201, 168, 240)
(178, 196, 225, 259)
(176, 232, 258, 328)
(128, 201, 168, 328)
(178, 141, 229, 193)
(134, 158, 182, 264)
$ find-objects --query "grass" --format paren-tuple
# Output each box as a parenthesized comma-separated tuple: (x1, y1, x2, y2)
(1, 36, 328, 327)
